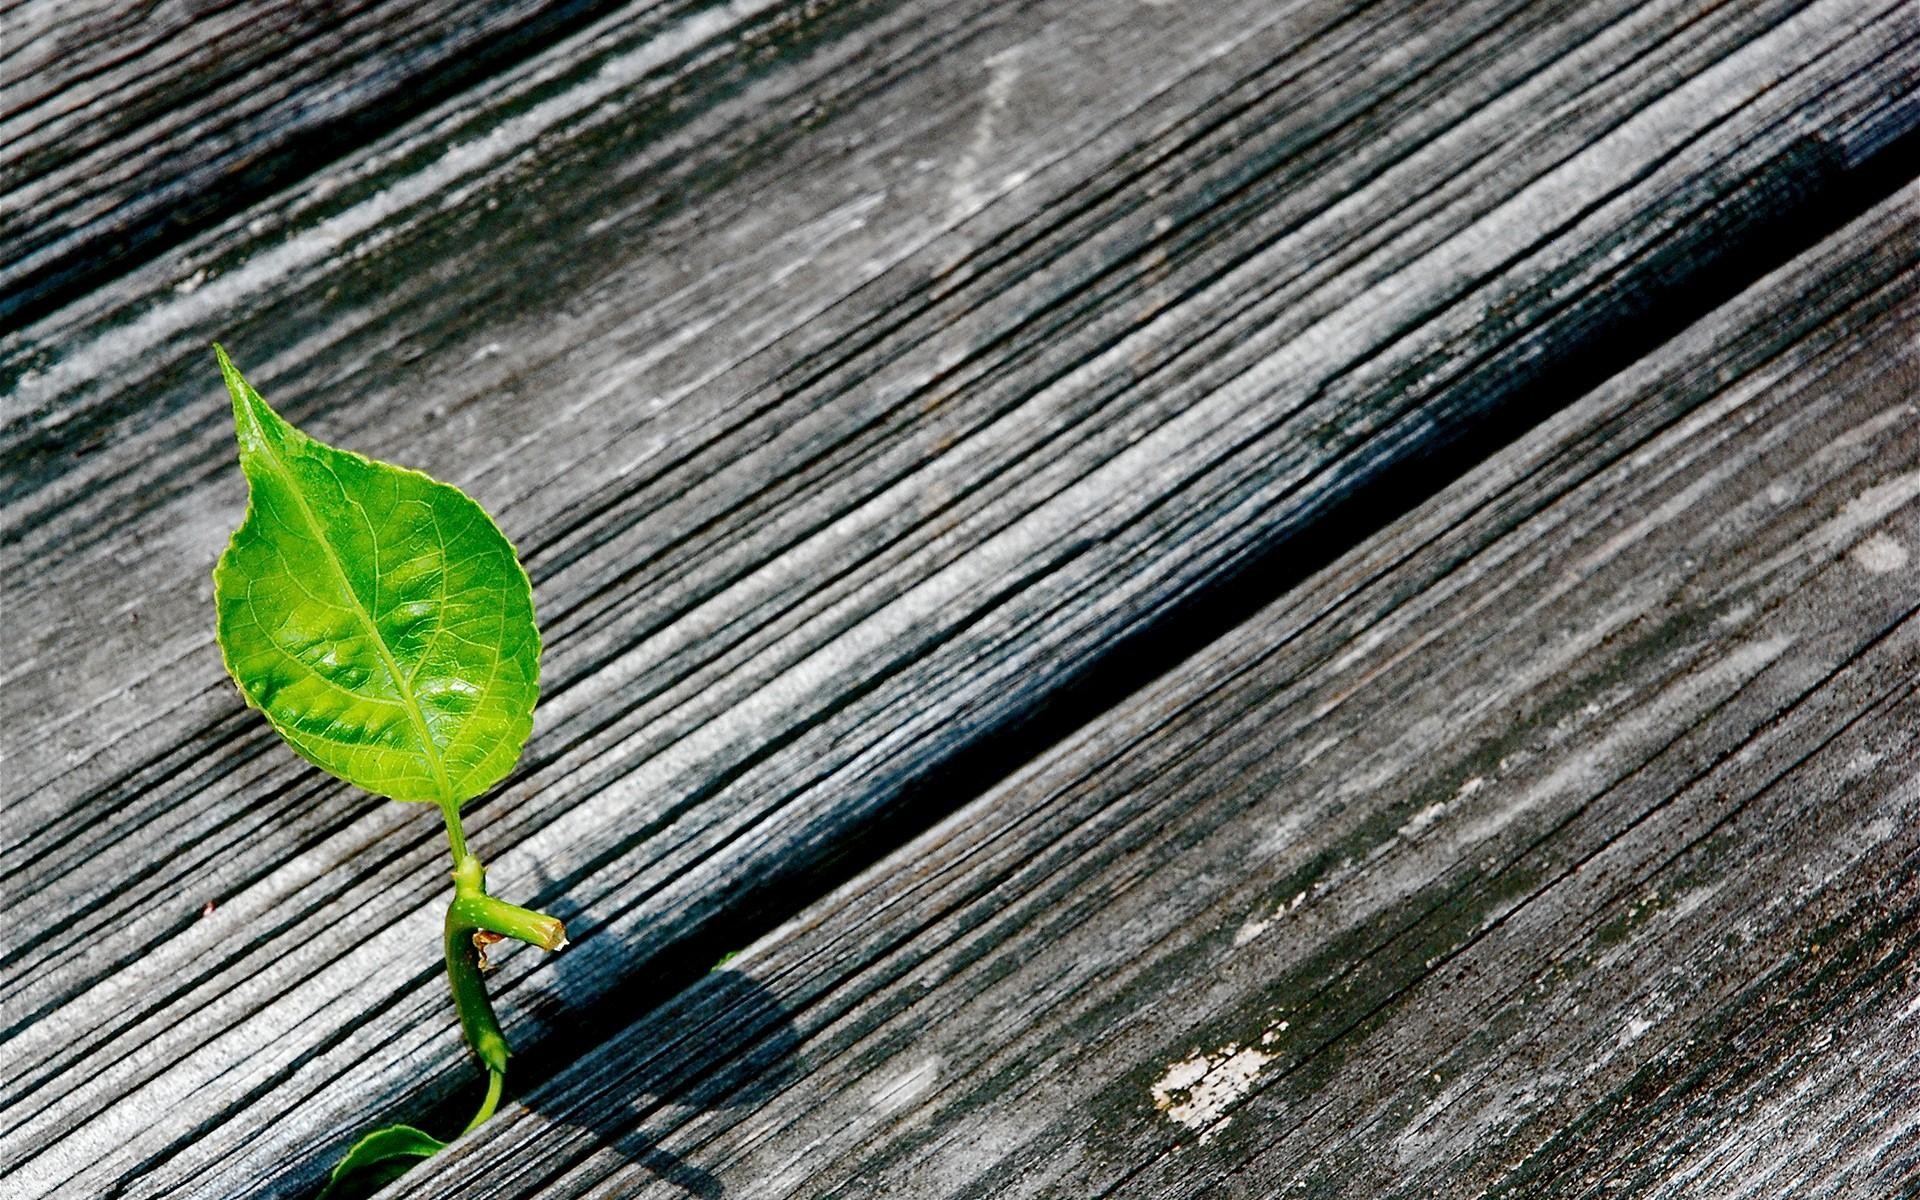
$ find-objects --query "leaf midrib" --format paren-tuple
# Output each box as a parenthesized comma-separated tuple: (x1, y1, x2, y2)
(243, 400, 458, 806)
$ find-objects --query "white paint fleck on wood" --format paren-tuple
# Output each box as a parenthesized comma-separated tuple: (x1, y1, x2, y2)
(1152, 1039, 1279, 1143)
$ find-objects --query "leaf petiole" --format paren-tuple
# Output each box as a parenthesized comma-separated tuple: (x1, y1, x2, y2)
(454, 890, 569, 951)
(438, 797, 471, 865)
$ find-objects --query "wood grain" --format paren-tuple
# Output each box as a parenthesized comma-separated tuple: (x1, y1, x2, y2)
(0, 0, 626, 326)
(407, 181, 1920, 1198)
(2, 0, 1916, 1195)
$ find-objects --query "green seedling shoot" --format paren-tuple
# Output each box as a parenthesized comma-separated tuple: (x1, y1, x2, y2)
(209, 346, 561, 1195)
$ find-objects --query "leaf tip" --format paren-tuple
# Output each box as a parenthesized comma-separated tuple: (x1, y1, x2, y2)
(211, 342, 247, 400)
(213, 345, 287, 459)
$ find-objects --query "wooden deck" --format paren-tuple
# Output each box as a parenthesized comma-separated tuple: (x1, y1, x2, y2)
(3, 1, 1917, 1197)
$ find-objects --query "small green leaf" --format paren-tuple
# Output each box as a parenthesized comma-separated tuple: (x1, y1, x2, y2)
(211, 346, 539, 806)
(317, 1123, 446, 1199)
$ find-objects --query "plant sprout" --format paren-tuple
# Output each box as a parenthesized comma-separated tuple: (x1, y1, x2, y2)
(210, 345, 562, 1195)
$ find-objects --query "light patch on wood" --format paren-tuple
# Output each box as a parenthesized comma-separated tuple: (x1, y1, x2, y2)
(1823, 470, 1920, 552)
(949, 46, 1026, 222)
(1397, 801, 1449, 841)
(1452, 635, 1792, 846)
(1849, 532, 1908, 574)
(870, 1055, 942, 1116)
(1297, 733, 1341, 767)
(1255, 810, 1307, 857)
(1151, 1039, 1278, 1142)
(1899, 990, 1920, 1024)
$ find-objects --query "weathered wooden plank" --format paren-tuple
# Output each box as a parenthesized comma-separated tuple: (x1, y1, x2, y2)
(407, 183, 1920, 1199)
(3, 0, 1917, 1196)
(0, 0, 627, 327)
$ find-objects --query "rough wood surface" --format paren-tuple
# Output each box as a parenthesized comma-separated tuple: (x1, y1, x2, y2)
(2, 0, 1916, 1195)
(409, 183, 1920, 1198)
(0, 0, 617, 325)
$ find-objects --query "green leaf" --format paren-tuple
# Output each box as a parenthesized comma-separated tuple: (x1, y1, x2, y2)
(212, 345, 539, 806)
(317, 1123, 446, 1199)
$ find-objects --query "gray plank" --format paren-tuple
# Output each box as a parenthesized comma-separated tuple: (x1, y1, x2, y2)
(0, 0, 623, 325)
(3, 0, 1917, 1196)
(408, 182, 1920, 1199)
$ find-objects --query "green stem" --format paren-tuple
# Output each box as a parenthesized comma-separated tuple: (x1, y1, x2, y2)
(440, 845, 568, 1081)
(463, 1069, 505, 1137)
(444, 885, 510, 1074)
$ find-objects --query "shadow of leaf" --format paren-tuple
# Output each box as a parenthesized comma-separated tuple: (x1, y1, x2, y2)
(516, 903, 805, 1199)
